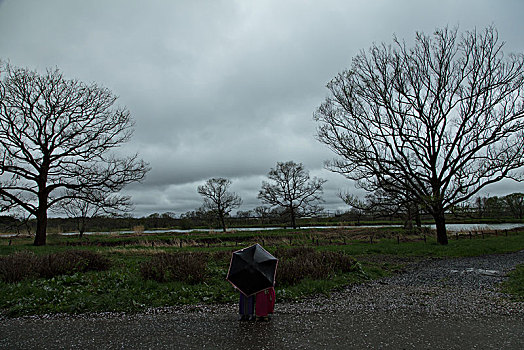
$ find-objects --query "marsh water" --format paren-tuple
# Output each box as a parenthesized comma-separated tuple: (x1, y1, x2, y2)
(54, 222, 524, 236)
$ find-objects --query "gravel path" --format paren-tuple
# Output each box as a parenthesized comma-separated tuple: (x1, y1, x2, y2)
(1, 251, 523, 349)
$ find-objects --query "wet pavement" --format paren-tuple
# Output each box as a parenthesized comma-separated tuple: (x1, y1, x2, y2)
(1, 309, 522, 349)
(1, 251, 523, 349)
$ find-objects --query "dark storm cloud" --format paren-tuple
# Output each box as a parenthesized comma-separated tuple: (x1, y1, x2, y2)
(1, 0, 523, 216)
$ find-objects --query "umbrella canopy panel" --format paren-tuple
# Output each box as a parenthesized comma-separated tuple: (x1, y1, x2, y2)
(227, 244, 278, 296)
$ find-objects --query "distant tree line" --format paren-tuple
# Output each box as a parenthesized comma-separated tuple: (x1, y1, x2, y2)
(2, 192, 522, 235)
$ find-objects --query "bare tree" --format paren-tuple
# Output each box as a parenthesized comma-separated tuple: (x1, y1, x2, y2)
(503, 193, 524, 219)
(197, 177, 242, 232)
(0, 63, 150, 245)
(60, 189, 132, 238)
(315, 26, 524, 244)
(258, 161, 326, 229)
(341, 189, 423, 228)
(338, 192, 369, 225)
(254, 205, 271, 225)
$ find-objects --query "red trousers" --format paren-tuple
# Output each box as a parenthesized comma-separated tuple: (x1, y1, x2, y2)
(255, 287, 275, 317)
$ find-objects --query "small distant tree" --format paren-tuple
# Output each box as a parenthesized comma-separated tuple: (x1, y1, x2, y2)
(60, 189, 132, 238)
(254, 206, 271, 225)
(474, 196, 489, 219)
(236, 210, 253, 218)
(503, 193, 524, 219)
(161, 212, 177, 219)
(338, 192, 369, 225)
(197, 178, 242, 232)
(258, 161, 326, 229)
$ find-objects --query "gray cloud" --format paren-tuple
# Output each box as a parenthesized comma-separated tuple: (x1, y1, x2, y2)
(1, 0, 523, 217)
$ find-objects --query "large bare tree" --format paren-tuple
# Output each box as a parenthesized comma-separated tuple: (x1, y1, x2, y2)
(197, 177, 242, 232)
(315, 26, 524, 244)
(0, 63, 149, 245)
(258, 161, 326, 229)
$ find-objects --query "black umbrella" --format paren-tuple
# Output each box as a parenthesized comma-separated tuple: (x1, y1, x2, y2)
(227, 243, 278, 296)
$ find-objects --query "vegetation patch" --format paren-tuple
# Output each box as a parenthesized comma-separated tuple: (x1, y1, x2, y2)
(0, 250, 110, 283)
(500, 264, 524, 301)
(275, 247, 357, 285)
(140, 252, 208, 284)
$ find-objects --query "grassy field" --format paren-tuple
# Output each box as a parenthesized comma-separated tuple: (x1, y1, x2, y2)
(1, 226, 523, 317)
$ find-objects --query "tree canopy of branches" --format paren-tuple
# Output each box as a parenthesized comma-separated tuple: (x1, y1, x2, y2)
(0, 63, 149, 245)
(197, 177, 242, 232)
(315, 26, 524, 244)
(340, 190, 422, 228)
(258, 161, 326, 229)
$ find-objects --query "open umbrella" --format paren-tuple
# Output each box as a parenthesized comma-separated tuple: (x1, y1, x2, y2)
(227, 244, 278, 296)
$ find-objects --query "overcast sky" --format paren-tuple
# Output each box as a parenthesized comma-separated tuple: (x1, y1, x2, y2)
(1, 0, 523, 217)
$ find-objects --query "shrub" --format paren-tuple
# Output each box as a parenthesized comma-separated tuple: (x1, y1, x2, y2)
(37, 250, 111, 278)
(140, 252, 208, 284)
(211, 250, 234, 265)
(275, 246, 316, 260)
(275, 247, 356, 286)
(0, 251, 38, 283)
(0, 250, 111, 283)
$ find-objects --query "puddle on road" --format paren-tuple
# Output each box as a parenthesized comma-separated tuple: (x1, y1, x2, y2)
(449, 268, 503, 277)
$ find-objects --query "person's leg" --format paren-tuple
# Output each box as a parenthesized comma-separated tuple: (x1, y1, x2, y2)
(238, 293, 247, 321)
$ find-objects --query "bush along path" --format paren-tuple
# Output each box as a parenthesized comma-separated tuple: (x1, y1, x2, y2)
(0, 250, 522, 349)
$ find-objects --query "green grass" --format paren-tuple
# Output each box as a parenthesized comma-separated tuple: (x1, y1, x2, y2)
(325, 233, 524, 258)
(500, 264, 524, 301)
(1, 227, 523, 317)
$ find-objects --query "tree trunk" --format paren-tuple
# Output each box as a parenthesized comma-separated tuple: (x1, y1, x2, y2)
(79, 218, 85, 239)
(33, 175, 49, 246)
(290, 205, 297, 229)
(433, 210, 448, 245)
(219, 212, 226, 232)
(415, 205, 422, 228)
(33, 207, 47, 246)
(404, 204, 413, 230)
